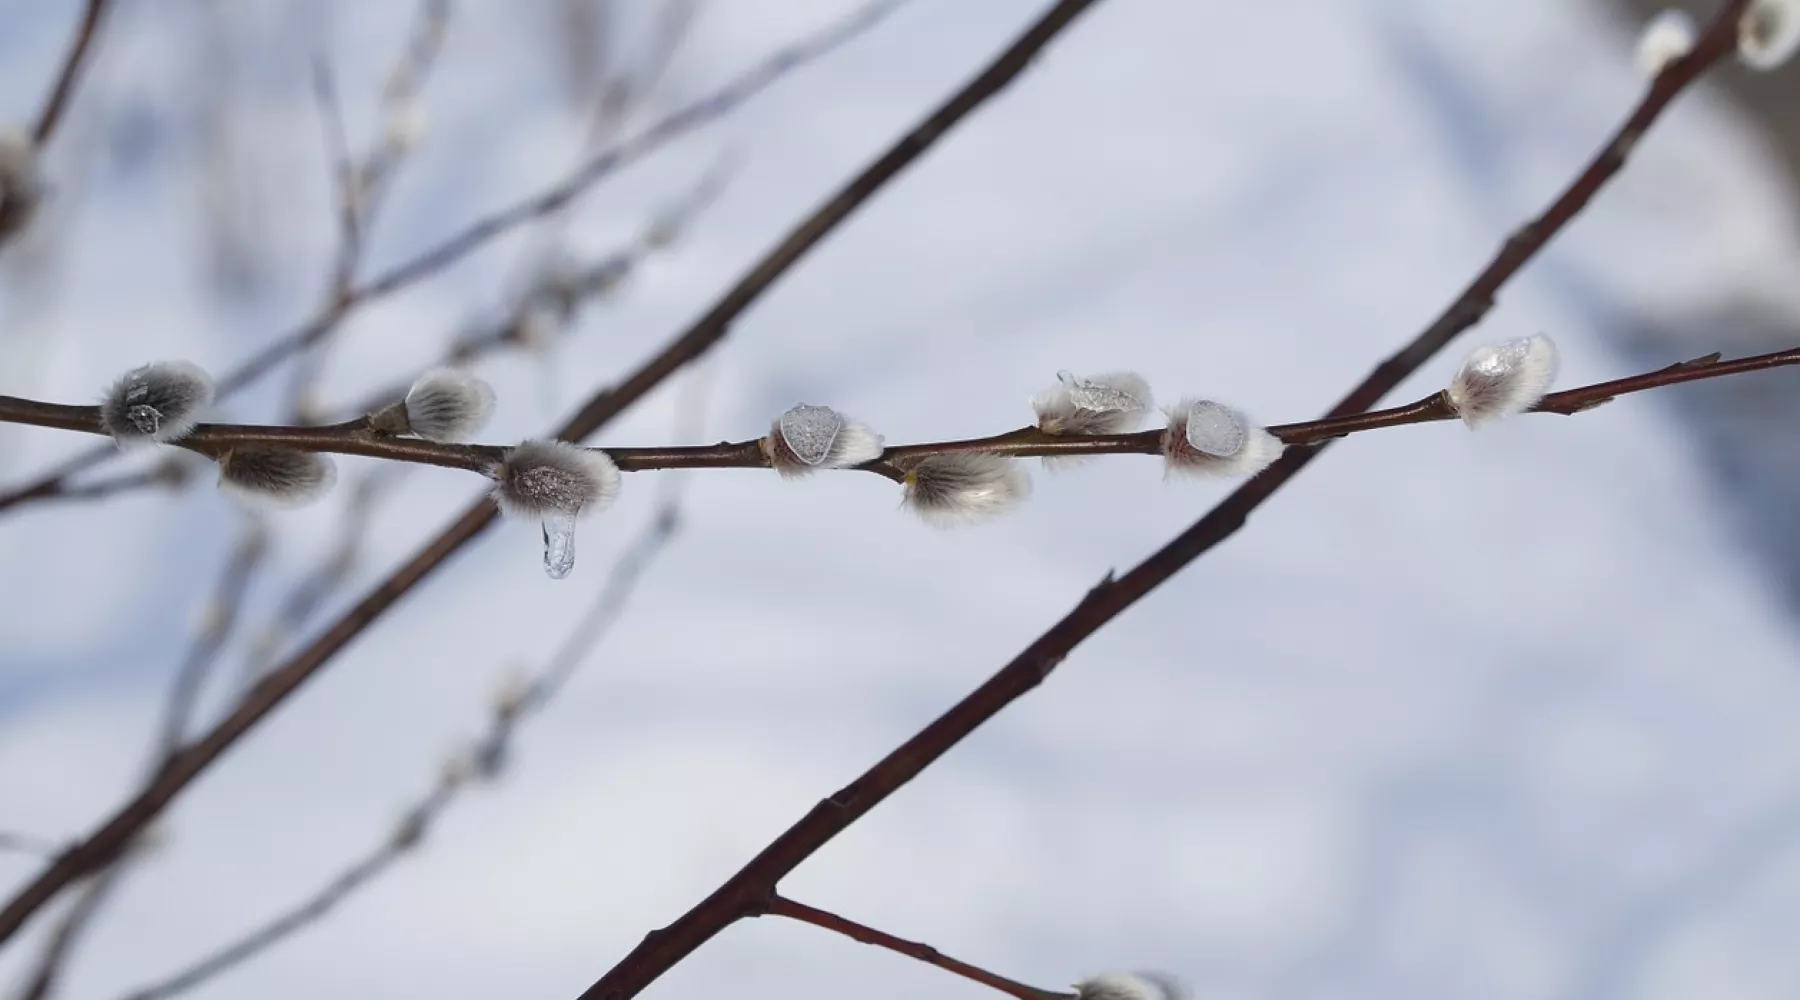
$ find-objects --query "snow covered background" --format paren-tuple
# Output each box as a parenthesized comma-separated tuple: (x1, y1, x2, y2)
(4, 1, 1800, 998)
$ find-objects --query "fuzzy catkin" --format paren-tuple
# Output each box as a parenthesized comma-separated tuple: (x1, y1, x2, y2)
(217, 447, 337, 508)
(899, 452, 1030, 526)
(490, 439, 620, 520)
(100, 361, 215, 446)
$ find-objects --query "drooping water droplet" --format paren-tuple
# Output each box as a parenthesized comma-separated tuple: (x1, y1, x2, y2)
(127, 404, 164, 435)
(1057, 371, 1143, 413)
(778, 404, 843, 465)
(1184, 401, 1247, 457)
(542, 513, 577, 579)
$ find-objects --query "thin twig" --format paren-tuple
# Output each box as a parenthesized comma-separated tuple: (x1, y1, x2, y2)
(116, 476, 687, 1000)
(11, 865, 128, 1000)
(30, 0, 113, 145)
(0, 0, 1090, 945)
(766, 895, 1073, 1000)
(0, 0, 904, 515)
(155, 522, 271, 757)
(568, 5, 1751, 998)
(2, 344, 1793, 482)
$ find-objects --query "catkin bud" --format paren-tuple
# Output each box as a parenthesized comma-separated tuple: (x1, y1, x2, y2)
(1075, 972, 1188, 1000)
(398, 367, 495, 441)
(1161, 398, 1283, 478)
(0, 125, 42, 240)
(1740, 0, 1800, 70)
(761, 404, 884, 477)
(1636, 9, 1697, 74)
(489, 439, 620, 521)
(1032, 370, 1153, 436)
(899, 452, 1030, 526)
(1445, 334, 1558, 427)
(217, 447, 338, 508)
(100, 361, 215, 447)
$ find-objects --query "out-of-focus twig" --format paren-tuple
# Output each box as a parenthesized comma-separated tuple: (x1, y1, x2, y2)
(0, 833, 61, 859)
(0, 0, 905, 516)
(11, 865, 127, 1000)
(31, 0, 114, 146)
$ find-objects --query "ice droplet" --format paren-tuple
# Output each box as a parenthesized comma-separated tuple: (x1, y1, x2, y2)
(1057, 371, 1142, 413)
(1184, 401, 1247, 457)
(127, 404, 164, 435)
(778, 404, 843, 466)
(542, 514, 577, 580)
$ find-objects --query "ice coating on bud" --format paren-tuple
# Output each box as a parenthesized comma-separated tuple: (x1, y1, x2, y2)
(1446, 334, 1559, 427)
(1161, 398, 1283, 478)
(217, 447, 338, 508)
(100, 361, 215, 446)
(763, 403, 884, 477)
(1637, 9, 1696, 74)
(1032, 370, 1153, 436)
(0, 125, 42, 240)
(490, 439, 620, 521)
(1075, 972, 1187, 1000)
(402, 367, 495, 441)
(1740, 0, 1800, 70)
(900, 452, 1030, 527)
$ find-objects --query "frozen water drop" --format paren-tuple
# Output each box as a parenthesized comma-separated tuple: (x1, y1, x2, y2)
(127, 404, 163, 435)
(1185, 401, 1247, 457)
(542, 514, 577, 580)
(1057, 371, 1142, 413)
(778, 404, 843, 466)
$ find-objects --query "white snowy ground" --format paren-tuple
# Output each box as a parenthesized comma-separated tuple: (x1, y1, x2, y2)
(4, 1, 1800, 998)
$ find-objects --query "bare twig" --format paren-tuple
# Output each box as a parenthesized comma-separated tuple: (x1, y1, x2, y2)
(0, 0, 903, 515)
(766, 895, 1073, 1000)
(117, 476, 688, 1000)
(3, 344, 1795, 482)
(568, 5, 1751, 999)
(11, 865, 128, 1000)
(0, 0, 1092, 945)
(156, 522, 271, 757)
(30, 0, 113, 145)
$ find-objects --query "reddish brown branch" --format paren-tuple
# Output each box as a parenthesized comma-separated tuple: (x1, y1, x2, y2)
(30, 0, 113, 145)
(0, 0, 1094, 948)
(766, 895, 1073, 1000)
(569, 5, 1751, 999)
(2, 344, 1793, 483)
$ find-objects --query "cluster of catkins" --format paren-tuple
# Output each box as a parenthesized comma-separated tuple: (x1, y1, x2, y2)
(1635, 0, 1799, 74)
(96, 333, 1559, 578)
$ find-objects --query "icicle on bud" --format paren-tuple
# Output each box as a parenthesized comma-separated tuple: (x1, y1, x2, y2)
(1033, 370, 1153, 436)
(1075, 972, 1188, 1000)
(1161, 398, 1283, 478)
(1740, 0, 1800, 70)
(899, 452, 1030, 527)
(100, 361, 215, 447)
(761, 403, 884, 477)
(1637, 9, 1697, 74)
(385, 367, 496, 441)
(490, 439, 621, 579)
(1445, 334, 1558, 427)
(0, 125, 42, 240)
(217, 447, 337, 507)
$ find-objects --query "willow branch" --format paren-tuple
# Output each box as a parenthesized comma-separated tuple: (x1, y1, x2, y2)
(0, 344, 1791, 486)
(11, 864, 127, 1000)
(569, 5, 1750, 999)
(115, 496, 685, 1000)
(30, 0, 113, 146)
(0, 0, 903, 515)
(765, 895, 1072, 1000)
